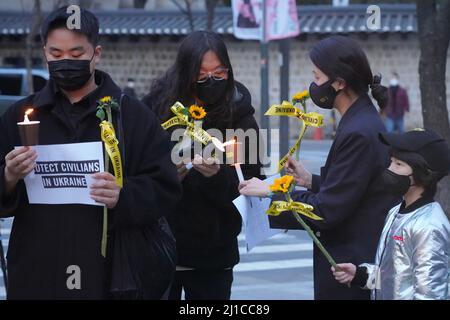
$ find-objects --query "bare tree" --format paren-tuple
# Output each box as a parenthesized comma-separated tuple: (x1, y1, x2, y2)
(24, 0, 71, 94)
(205, 0, 219, 31)
(416, 0, 450, 215)
(172, 0, 195, 31)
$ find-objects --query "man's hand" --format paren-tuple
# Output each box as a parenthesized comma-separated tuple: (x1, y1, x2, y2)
(285, 156, 312, 189)
(192, 154, 220, 178)
(4, 147, 37, 194)
(90, 172, 122, 209)
(331, 263, 356, 285)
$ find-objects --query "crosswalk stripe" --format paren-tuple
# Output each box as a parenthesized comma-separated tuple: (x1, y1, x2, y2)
(239, 243, 312, 255)
(234, 258, 313, 272)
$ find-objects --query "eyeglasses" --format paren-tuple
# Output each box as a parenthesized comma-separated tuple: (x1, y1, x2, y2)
(197, 68, 229, 83)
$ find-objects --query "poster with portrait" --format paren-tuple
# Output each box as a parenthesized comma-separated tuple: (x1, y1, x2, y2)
(232, 0, 300, 41)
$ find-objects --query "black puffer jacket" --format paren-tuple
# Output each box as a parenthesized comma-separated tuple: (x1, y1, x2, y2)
(144, 82, 264, 269)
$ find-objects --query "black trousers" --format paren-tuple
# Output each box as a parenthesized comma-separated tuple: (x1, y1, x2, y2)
(169, 269, 233, 300)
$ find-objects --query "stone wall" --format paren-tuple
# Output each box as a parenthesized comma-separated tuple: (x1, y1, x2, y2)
(1, 33, 449, 136)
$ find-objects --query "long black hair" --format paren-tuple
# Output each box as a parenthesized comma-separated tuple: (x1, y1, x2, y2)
(148, 31, 235, 130)
(309, 35, 388, 109)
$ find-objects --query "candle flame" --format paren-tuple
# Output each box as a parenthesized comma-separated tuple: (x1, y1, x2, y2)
(25, 109, 33, 116)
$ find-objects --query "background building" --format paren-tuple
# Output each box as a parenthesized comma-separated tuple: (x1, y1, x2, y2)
(0, 1, 449, 135)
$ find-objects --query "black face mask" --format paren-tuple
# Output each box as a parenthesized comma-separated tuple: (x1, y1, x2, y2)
(381, 169, 412, 196)
(195, 78, 228, 107)
(309, 79, 341, 109)
(48, 54, 94, 91)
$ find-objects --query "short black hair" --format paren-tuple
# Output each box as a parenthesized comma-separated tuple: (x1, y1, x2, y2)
(40, 6, 99, 46)
(391, 149, 445, 197)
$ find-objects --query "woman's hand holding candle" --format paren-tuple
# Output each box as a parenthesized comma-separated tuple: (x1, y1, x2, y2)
(192, 154, 220, 178)
(4, 147, 37, 194)
(238, 177, 271, 198)
(176, 159, 191, 182)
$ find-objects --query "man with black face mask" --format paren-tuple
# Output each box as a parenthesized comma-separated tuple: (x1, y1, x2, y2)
(0, 7, 181, 299)
(333, 129, 450, 300)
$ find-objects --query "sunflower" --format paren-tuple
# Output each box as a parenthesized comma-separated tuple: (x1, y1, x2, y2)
(189, 105, 207, 120)
(292, 90, 309, 103)
(100, 96, 112, 103)
(270, 175, 295, 193)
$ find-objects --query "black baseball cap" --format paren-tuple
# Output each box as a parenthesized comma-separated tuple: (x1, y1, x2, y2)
(379, 128, 450, 174)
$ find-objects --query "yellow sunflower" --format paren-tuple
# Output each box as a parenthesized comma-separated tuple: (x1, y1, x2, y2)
(189, 105, 207, 120)
(100, 96, 112, 103)
(270, 175, 295, 193)
(292, 90, 309, 102)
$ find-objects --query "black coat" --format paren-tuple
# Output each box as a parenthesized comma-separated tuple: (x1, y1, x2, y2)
(0, 70, 182, 299)
(270, 95, 399, 300)
(144, 82, 264, 269)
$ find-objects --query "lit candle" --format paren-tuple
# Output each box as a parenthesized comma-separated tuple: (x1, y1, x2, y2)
(230, 138, 244, 182)
(17, 108, 40, 146)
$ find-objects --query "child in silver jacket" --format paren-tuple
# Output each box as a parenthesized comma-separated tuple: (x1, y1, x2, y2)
(332, 129, 450, 300)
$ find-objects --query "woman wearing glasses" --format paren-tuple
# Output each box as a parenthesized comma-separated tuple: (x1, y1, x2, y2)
(142, 31, 263, 300)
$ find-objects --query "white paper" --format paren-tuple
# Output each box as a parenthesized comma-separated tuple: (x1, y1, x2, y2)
(17, 142, 104, 206)
(233, 174, 282, 252)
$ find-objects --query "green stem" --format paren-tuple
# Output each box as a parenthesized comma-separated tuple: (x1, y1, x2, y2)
(295, 123, 308, 162)
(301, 101, 307, 113)
(101, 106, 112, 258)
(286, 193, 338, 269)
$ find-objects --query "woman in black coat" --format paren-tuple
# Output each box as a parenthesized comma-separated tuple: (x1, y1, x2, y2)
(142, 31, 264, 300)
(239, 36, 399, 300)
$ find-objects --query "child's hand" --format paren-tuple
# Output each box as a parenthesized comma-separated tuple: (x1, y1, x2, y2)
(331, 263, 356, 285)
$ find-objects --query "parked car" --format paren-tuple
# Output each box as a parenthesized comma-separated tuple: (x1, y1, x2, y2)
(0, 68, 49, 115)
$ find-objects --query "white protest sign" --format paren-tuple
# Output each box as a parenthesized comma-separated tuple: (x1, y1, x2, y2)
(17, 141, 104, 206)
(233, 174, 282, 251)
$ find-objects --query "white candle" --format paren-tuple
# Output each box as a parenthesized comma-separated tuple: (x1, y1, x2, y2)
(235, 163, 244, 183)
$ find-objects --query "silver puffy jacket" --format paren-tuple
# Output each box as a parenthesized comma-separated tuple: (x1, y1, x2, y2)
(360, 202, 450, 300)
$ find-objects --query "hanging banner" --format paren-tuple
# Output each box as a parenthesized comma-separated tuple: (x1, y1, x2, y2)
(232, 0, 300, 41)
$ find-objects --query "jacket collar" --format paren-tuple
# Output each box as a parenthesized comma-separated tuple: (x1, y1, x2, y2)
(336, 94, 373, 131)
(32, 69, 122, 112)
(399, 194, 434, 214)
